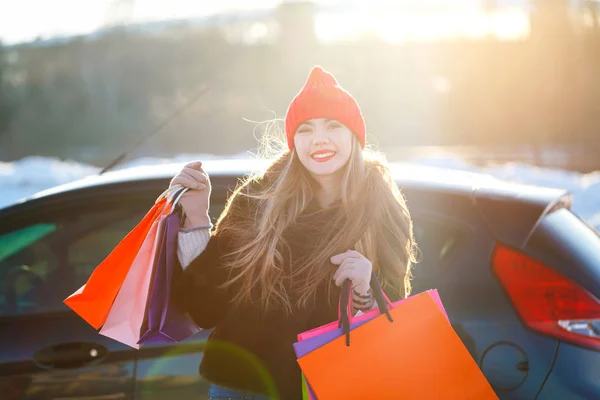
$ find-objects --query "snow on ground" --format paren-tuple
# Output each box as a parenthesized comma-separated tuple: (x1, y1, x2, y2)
(0, 153, 244, 209)
(1, 154, 599, 231)
(0, 156, 100, 209)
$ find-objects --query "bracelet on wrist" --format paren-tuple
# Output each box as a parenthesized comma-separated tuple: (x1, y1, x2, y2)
(352, 287, 373, 299)
(180, 224, 213, 233)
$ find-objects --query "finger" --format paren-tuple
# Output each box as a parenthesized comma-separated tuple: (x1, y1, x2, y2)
(178, 169, 210, 185)
(171, 175, 204, 190)
(333, 260, 357, 283)
(201, 170, 210, 183)
(182, 167, 208, 183)
(331, 250, 361, 265)
(181, 187, 207, 201)
(187, 183, 207, 191)
(184, 161, 203, 170)
(171, 172, 196, 185)
(345, 250, 365, 259)
(330, 251, 352, 264)
(334, 268, 356, 287)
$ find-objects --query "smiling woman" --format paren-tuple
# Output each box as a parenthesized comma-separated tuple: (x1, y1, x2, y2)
(167, 65, 418, 399)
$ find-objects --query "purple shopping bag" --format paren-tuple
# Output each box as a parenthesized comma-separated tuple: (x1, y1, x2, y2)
(138, 211, 201, 344)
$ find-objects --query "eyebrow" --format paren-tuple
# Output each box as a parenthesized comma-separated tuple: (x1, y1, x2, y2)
(299, 119, 336, 127)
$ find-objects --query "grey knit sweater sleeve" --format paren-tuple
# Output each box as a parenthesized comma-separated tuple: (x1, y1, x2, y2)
(177, 227, 211, 269)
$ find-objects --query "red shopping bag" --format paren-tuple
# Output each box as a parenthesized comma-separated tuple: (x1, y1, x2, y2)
(297, 278, 497, 400)
(64, 198, 168, 329)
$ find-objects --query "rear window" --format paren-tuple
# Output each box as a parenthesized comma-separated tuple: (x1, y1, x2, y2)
(526, 208, 600, 292)
(536, 208, 600, 256)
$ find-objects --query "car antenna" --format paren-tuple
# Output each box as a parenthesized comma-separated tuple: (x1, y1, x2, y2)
(98, 84, 210, 175)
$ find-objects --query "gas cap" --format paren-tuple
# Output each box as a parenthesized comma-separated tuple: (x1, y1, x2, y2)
(481, 342, 529, 391)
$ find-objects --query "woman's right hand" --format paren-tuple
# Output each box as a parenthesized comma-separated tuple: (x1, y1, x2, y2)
(170, 161, 212, 228)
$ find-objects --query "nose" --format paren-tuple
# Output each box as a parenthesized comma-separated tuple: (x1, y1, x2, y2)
(312, 125, 330, 146)
(313, 137, 329, 146)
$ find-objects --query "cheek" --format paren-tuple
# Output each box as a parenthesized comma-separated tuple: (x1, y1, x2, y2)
(294, 135, 307, 153)
(338, 133, 354, 160)
(293, 136, 311, 162)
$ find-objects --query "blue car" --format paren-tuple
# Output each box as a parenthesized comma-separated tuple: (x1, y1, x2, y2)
(0, 160, 599, 400)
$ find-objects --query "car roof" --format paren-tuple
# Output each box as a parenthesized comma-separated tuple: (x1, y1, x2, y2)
(2, 158, 569, 246)
(4, 158, 567, 207)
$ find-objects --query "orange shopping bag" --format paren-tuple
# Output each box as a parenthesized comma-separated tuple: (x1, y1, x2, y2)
(297, 281, 497, 399)
(64, 197, 168, 329)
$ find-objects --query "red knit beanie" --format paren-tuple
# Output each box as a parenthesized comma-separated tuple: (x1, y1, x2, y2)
(284, 66, 366, 152)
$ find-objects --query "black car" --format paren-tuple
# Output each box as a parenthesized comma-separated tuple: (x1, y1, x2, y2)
(1, 159, 599, 400)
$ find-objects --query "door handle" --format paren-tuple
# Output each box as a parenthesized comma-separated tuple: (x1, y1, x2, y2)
(34, 342, 109, 369)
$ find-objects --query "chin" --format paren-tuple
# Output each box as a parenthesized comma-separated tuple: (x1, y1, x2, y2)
(307, 161, 345, 176)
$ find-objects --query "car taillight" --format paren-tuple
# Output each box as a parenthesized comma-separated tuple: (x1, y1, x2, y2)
(493, 243, 600, 350)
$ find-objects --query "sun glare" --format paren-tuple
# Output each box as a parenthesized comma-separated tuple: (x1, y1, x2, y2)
(315, 8, 530, 44)
(1, 0, 532, 45)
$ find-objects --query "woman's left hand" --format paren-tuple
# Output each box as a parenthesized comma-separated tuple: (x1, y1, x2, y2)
(331, 250, 372, 295)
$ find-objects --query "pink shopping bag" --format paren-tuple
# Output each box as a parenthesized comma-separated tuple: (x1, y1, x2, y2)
(99, 209, 168, 348)
(298, 288, 448, 342)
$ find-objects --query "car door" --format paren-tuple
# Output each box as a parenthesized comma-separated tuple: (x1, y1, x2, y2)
(0, 192, 152, 400)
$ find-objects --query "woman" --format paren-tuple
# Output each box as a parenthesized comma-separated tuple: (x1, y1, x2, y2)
(171, 66, 417, 400)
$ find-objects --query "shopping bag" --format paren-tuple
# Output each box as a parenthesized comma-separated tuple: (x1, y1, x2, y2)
(99, 212, 167, 348)
(99, 187, 189, 348)
(64, 198, 167, 329)
(301, 374, 310, 400)
(296, 279, 497, 399)
(294, 288, 448, 400)
(297, 288, 448, 342)
(138, 210, 201, 344)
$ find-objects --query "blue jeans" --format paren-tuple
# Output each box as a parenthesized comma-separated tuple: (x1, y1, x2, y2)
(208, 384, 273, 400)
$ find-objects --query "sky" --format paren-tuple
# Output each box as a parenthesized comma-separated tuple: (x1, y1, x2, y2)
(0, 0, 587, 44)
(0, 0, 528, 44)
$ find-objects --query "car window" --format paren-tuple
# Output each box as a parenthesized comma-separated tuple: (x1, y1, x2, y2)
(0, 208, 146, 317)
(528, 208, 600, 274)
(0, 223, 62, 316)
(0, 201, 227, 318)
(412, 215, 471, 279)
(68, 213, 148, 288)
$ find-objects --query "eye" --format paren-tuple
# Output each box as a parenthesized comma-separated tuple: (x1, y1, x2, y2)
(297, 126, 312, 134)
(327, 122, 342, 130)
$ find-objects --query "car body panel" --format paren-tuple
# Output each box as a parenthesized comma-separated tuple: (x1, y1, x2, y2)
(0, 161, 596, 400)
(406, 189, 562, 399)
(535, 341, 600, 400)
(0, 312, 136, 400)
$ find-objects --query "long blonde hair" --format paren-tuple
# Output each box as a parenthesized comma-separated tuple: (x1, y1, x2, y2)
(215, 123, 417, 313)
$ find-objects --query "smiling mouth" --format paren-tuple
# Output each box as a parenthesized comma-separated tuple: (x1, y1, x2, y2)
(311, 151, 336, 160)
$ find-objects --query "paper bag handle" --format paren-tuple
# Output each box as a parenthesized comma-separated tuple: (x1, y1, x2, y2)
(338, 273, 394, 346)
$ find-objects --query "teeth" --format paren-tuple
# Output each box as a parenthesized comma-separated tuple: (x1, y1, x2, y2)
(313, 152, 335, 159)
